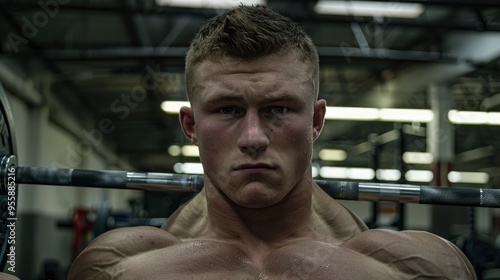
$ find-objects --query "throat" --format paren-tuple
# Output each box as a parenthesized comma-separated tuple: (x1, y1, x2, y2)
(207, 206, 316, 246)
(203, 180, 318, 253)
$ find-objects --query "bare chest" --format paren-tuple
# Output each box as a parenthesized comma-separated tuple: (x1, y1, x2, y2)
(121, 240, 403, 280)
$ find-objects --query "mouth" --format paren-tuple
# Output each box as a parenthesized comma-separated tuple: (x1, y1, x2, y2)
(234, 163, 276, 171)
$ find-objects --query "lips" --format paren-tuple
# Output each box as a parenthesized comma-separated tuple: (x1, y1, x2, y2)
(234, 163, 275, 170)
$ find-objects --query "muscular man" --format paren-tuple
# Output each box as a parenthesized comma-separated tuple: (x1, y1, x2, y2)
(68, 5, 476, 279)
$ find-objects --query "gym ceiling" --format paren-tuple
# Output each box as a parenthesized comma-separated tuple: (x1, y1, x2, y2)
(0, 0, 499, 181)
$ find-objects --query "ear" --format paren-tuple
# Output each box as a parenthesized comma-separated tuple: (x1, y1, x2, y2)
(312, 99, 326, 141)
(179, 106, 198, 145)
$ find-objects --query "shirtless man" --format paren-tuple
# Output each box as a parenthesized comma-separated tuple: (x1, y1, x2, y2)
(67, 5, 476, 279)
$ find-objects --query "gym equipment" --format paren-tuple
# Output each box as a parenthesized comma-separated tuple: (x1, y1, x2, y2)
(56, 203, 167, 260)
(0, 84, 17, 271)
(0, 84, 499, 270)
(92, 202, 167, 237)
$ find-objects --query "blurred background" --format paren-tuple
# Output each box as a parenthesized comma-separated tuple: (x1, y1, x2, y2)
(1, 0, 500, 279)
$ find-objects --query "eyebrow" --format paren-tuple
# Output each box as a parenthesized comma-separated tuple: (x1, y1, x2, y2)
(204, 92, 301, 106)
(205, 94, 244, 105)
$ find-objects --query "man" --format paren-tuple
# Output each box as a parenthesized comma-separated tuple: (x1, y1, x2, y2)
(68, 5, 476, 279)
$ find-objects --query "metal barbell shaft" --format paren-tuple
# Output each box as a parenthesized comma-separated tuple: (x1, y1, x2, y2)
(318, 181, 500, 207)
(12, 165, 500, 208)
(15, 166, 203, 192)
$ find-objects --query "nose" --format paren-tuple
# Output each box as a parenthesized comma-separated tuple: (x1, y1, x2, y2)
(237, 111, 269, 156)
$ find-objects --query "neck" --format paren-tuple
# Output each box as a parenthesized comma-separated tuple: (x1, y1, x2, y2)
(203, 177, 315, 246)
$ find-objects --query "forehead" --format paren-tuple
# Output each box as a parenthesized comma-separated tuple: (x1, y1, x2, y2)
(188, 54, 314, 104)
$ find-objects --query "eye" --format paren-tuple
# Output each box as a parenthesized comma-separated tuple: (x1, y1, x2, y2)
(218, 106, 239, 115)
(271, 106, 288, 114)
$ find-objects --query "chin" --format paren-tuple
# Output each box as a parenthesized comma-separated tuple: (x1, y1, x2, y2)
(234, 183, 284, 208)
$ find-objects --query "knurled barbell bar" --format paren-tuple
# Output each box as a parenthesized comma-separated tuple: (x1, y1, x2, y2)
(0, 82, 499, 271)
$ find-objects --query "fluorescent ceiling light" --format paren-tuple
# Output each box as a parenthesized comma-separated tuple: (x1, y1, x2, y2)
(449, 110, 500, 125)
(403, 152, 433, 164)
(376, 169, 401, 181)
(488, 112, 500, 125)
(168, 145, 199, 157)
(347, 167, 375, 180)
(448, 110, 487, 124)
(325, 107, 379, 120)
(168, 145, 181, 156)
(319, 149, 347, 161)
(161, 101, 190, 114)
(173, 162, 204, 174)
(448, 171, 489, 184)
(405, 170, 433, 183)
(314, 0, 424, 18)
(320, 166, 375, 180)
(155, 0, 265, 9)
(181, 145, 200, 157)
(379, 108, 433, 122)
(325, 107, 433, 123)
(320, 166, 348, 179)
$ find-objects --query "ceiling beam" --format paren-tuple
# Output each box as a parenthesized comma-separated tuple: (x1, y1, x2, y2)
(11, 46, 460, 64)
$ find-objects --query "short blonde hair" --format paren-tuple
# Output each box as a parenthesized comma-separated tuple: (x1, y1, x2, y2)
(185, 5, 319, 100)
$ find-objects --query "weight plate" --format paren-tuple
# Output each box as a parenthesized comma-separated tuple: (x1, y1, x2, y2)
(0, 82, 18, 271)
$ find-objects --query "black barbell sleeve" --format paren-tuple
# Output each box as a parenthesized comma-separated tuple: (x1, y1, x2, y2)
(420, 185, 500, 207)
(16, 167, 128, 188)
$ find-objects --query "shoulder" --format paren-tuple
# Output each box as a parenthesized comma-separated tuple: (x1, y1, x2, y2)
(0, 273, 20, 280)
(344, 229, 477, 279)
(68, 226, 180, 280)
(161, 191, 208, 239)
(311, 184, 368, 243)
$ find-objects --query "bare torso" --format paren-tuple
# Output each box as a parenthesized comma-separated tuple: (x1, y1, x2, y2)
(68, 226, 474, 280)
(68, 186, 476, 279)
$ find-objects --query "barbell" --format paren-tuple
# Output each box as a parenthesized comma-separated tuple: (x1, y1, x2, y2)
(0, 84, 499, 271)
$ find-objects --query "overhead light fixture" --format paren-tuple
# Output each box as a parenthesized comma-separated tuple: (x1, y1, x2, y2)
(405, 170, 433, 183)
(161, 101, 190, 114)
(324, 107, 433, 123)
(448, 171, 489, 184)
(402, 152, 433, 164)
(168, 145, 181, 156)
(320, 166, 375, 180)
(181, 145, 199, 157)
(318, 167, 401, 181)
(379, 108, 433, 122)
(318, 149, 347, 161)
(314, 0, 424, 18)
(155, 0, 266, 9)
(376, 169, 401, 181)
(319, 166, 348, 179)
(173, 162, 204, 174)
(448, 110, 487, 125)
(168, 145, 199, 157)
(325, 107, 379, 120)
(488, 112, 500, 124)
(449, 110, 500, 125)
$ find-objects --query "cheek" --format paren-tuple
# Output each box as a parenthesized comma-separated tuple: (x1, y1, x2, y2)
(195, 121, 231, 165)
(280, 121, 314, 158)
